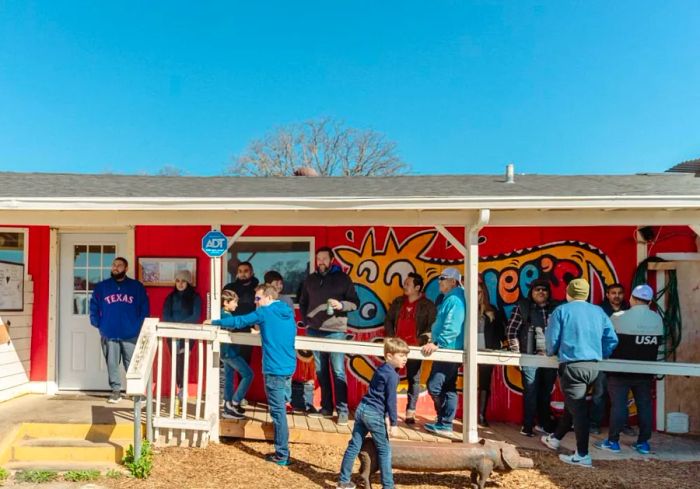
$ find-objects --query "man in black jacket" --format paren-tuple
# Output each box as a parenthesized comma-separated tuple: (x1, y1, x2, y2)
(299, 247, 360, 426)
(384, 272, 436, 424)
(221, 261, 259, 415)
(506, 278, 560, 437)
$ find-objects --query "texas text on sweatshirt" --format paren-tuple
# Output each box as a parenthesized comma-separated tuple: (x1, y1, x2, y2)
(89, 277, 150, 340)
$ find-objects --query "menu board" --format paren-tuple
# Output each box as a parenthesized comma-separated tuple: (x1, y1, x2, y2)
(0, 261, 24, 311)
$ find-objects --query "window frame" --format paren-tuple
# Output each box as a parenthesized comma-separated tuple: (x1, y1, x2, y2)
(0, 227, 29, 278)
(225, 236, 315, 305)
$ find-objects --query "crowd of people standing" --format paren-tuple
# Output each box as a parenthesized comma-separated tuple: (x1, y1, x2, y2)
(87, 249, 666, 476)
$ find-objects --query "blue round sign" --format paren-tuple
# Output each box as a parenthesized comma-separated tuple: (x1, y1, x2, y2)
(201, 230, 228, 257)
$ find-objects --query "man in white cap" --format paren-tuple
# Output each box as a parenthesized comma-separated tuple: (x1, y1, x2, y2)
(421, 267, 466, 438)
(540, 278, 618, 468)
(594, 284, 663, 455)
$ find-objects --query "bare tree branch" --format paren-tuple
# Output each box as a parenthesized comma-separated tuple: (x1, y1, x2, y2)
(226, 117, 409, 176)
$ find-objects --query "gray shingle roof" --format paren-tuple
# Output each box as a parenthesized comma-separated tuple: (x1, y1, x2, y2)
(667, 159, 700, 174)
(0, 171, 698, 199)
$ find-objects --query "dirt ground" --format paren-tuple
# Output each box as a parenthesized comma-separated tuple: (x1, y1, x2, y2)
(98, 439, 700, 489)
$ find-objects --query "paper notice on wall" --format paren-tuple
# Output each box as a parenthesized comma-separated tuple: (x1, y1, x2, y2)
(0, 261, 24, 311)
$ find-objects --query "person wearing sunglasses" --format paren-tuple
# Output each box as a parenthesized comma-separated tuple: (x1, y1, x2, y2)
(207, 283, 297, 467)
(506, 278, 561, 437)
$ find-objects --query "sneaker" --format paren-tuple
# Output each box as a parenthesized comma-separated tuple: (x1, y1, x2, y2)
(107, 391, 122, 404)
(239, 398, 249, 407)
(337, 482, 356, 489)
(226, 401, 246, 416)
(589, 424, 602, 435)
(337, 413, 349, 426)
(541, 434, 561, 451)
(633, 441, 650, 455)
(534, 425, 551, 435)
(559, 452, 593, 468)
(424, 422, 456, 438)
(308, 408, 333, 419)
(405, 409, 416, 425)
(265, 454, 292, 466)
(594, 439, 621, 453)
(520, 426, 535, 437)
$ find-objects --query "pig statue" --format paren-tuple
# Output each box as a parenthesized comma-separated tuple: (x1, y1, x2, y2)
(358, 438, 533, 489)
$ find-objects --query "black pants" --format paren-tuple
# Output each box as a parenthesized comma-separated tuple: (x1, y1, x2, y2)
(405, 359, 423, 411)
(608, 375, 653, 443)
(166, 339, 195, 389)
(478, 364, 494, 392)
(553, 362, 599, 456)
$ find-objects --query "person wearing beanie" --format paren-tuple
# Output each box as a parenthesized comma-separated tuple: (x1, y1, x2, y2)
(162, 269, 202, 405)
(505, 277, 561, 437)
(540, 278, 618, 468)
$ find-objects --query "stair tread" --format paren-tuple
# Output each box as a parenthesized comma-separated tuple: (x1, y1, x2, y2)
(18, 438, 130, 448)
(5, 460, 124, 471)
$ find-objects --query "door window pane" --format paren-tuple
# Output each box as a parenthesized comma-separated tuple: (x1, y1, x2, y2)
(73, 293, 89, 315)
(88, 245, 102, 267)
(88, 269, 103, 291)
(102, 245, 116, 266)
(74, 245, 87, 267)
(74, 268, 87, 291)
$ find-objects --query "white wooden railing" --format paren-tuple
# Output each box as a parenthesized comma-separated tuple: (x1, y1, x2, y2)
(126, 318, 700, 458)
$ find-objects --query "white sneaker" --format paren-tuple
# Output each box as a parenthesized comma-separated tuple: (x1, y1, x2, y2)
(541, 434, 560, 451)
(559, 452, 593, 468)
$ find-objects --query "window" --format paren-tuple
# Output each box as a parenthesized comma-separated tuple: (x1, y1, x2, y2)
(226, 238, 313, 302)
(0, 231, 26, 265)
(72, 244, 115, 315)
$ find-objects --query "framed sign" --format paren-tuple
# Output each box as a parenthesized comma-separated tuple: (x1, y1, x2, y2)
(137, 257, 197, 287)
(0, 261, 24, 311)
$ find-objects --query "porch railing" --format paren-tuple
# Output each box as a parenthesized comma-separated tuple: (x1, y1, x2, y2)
(126, 318, 700, 459)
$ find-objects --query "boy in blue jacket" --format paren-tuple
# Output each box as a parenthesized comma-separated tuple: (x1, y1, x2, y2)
(337, 337, 409, 489)
(207, 283, 297, 466)
(89, 257, 149, 403)
(421, 267, 466, 439)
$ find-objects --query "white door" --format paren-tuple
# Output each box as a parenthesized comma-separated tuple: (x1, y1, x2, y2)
(58, 234, 128, 390)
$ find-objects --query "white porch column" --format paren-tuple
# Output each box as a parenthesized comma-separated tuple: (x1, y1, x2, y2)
(463, 209, 490, 443)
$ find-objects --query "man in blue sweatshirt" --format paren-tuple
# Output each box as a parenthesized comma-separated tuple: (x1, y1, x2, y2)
(421, 267, 466, 439)
(209, 283, 297, 466)
(89, 257, 149, 403)
(540, 278, 618, 468)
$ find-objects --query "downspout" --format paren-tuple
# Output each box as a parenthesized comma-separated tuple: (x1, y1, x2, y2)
(463, 209, 490, 443)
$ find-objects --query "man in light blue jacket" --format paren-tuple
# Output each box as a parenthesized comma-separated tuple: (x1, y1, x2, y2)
(540, 278, 618, 468)
(421, 267, 465, 438)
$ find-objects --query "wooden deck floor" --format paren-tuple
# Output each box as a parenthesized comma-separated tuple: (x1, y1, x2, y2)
(220, 402, 455, 446)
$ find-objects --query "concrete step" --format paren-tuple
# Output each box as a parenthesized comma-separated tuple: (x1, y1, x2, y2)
(12, 437, 130, 463)
(20, 422, 135, 442)
(5, 460, 125, 472)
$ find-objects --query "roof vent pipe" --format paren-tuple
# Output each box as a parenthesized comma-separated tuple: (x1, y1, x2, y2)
(505, 163, 515, 183)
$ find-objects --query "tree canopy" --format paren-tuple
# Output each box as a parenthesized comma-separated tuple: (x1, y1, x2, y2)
(227, 118, 408, 176)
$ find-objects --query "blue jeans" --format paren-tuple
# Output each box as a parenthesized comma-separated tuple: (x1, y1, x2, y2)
(306, 329, 348, 415)
(264, 374, 292, 460)
(291, 380, 315, 410)
(608, 375, 653, 444)
(101, 336, 137, 391)
(521, 366, 557, 432)
(339, 403, 393, 488)
(222, 345, 254, 404)
(427, 361, 459, 426)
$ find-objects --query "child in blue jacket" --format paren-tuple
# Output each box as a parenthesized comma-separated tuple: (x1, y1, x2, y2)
(207, 284, 297, 466)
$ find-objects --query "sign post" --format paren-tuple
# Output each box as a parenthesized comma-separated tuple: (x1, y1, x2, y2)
(202, 230, 228, 321)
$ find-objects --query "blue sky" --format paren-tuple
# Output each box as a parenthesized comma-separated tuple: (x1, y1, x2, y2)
(1, 1, 699, 176)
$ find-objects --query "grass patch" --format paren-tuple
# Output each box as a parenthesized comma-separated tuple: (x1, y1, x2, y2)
(63, 469, 100, 482)
(105, 468, 124, 479)
(0, 467, 8, 485)
(15, 469, 58, 483)
(123, 439, 153, 479)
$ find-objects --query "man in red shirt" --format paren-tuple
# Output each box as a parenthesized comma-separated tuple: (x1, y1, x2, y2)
(384, 272, 437, 424)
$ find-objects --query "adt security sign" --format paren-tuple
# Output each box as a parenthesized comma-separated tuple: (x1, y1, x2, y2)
(202, 230, 228, 258)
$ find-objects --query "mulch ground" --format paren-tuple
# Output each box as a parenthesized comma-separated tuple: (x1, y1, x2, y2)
(101, 439, 700, 489)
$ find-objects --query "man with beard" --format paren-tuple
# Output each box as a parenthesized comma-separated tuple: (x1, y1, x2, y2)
(590, 283, 631, 434)
(90, 257, 149, 403)
(222, 261, 259, 414)
(299, 247, 359, 426)
(506, 278, 560, 437)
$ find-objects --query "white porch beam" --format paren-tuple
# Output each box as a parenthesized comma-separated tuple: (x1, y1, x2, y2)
(488, 209, 700, 227)
(434, 225, 467, 256)
(463, 209, 490, 443)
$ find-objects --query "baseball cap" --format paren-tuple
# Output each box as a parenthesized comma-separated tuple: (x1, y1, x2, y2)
(438, 267, 461, 282)
(631, 284, 653, 301)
